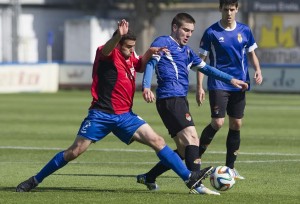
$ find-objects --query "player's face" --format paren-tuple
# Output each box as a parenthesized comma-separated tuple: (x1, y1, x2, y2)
(173, 22, 194, 46)
(220, 4, 238, 27)
(120, 39, 135, 59)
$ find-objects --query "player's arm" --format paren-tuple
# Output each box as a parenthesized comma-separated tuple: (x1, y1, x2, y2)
(196, 54, 207, 106)
(192, 61, 248, 91)
(248, 51, 263, 85)
(140, 47, 168, 73)
(101, 19, 128, 56)
(142, 58, 158, 103)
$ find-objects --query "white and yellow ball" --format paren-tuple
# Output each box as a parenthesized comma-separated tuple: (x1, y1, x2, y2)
(210, 166, 235, 191)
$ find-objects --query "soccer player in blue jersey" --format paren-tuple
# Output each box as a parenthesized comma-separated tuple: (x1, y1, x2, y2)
(137, 13, 248, 195)
(196, 0, 263, 180)
(16, 19, 215, 193)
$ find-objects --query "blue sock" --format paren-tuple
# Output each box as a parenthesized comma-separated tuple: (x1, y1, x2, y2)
(35, 151, 68, 183)
(157, 145, 190, 181)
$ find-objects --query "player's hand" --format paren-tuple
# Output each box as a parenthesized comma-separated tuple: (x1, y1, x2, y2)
(117, 19, 129, 36)
(230, 79, 249, 91)
(254, 70, 263, 85)
(149, 47, 169, 55)
(196, 87, 205, 106)
(143, 88, 156, 103)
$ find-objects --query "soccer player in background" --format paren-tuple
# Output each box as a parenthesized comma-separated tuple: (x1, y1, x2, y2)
(16, 19, 214, 193)
(196, 0, 263, 179)
(137, 13, 248, 195)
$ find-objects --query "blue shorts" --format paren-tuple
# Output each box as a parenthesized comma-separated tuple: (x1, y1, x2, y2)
(77, 109, 146, 144)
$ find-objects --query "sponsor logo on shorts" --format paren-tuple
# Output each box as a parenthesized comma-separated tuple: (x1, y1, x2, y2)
(185, 113, 191, 121)
(80, 120, 91, 134)
(213, 106, 219, 115)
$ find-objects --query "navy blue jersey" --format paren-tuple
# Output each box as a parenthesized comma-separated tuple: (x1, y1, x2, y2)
(151, 36, 202, 99)
(199, 21, 257, 91)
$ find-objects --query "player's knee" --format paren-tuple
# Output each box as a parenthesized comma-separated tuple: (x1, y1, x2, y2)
(229, 119, 242, 130)
(211, 119, 224, 130)
(151, 135, 166, 150)
(155, 135, 166, 146)
(64, 149, 81, 161)
(184, 134, 199, 146)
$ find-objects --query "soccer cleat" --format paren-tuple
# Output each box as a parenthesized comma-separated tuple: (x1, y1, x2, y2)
(16, 176, 38, 192)
(185, 166, 213, 189)
(231, 168, 245, 180)
(136, 174, 159, 191)
(190, 184, 220, 195)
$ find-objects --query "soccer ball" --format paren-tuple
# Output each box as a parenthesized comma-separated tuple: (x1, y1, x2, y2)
(210, 166, 235, 191)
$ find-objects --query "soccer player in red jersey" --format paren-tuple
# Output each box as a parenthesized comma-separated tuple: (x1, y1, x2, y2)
(16, 19, 213, 193)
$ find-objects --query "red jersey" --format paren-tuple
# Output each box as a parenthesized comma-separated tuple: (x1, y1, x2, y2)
(90, 46, 143, 114)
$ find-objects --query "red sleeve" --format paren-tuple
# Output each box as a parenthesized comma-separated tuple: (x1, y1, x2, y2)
(92, 46, 114, 77)
(97, 45, 113, 61)
(132, 52, 143, 72)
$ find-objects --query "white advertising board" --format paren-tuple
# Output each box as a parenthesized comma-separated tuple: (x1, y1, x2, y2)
(59, 63, 92, 88)
(0, 63, 59, 93)
(58, 64, 300, 93)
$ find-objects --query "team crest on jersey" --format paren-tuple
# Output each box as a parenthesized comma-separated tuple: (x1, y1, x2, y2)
(186, 49, 190, 56)
(185, 113, 192, 121)
(237, 33, 243, 43)
(126, 67, 135, 80)
(130, 67, 135, 76)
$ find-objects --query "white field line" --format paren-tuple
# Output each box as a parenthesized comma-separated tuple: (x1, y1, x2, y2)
(247, 106, 300, 111)
(1, 146, 300, 156)
(1, 160, 300, 165)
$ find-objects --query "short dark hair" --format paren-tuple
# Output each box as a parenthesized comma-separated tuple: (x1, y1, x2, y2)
(219, 0, 239, 8)
(171, 13, 195, 29)
(113, 29, 136, 45)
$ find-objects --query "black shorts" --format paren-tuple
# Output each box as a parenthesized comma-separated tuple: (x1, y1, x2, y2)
(209, 90, 246, 119)
(156, 97, 194, 137)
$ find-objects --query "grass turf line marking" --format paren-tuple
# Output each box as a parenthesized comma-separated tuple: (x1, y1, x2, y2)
(1, 146, 300, 156)
(1, 160, 300, 165)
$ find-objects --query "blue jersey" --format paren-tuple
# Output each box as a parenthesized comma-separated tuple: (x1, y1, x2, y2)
(150, 36, 202, 99)
(199, 21, 257, 91)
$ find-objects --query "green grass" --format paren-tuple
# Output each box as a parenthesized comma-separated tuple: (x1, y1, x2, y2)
(0, 90, 300, 204)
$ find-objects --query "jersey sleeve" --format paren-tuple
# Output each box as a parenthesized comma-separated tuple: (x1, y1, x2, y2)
(190, 48, 203, 67)
(92, 46, 113, 76)
(199, 29, 211, 56)
(142, 58, 157, 89)
(247, 28, 258, 52)
(151, 36, 167, 47)
(132, 51, 143, 72)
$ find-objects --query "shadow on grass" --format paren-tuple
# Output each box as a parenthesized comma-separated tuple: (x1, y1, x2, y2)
(2, 186, 183, 194)
(2, 173, 179, 193)
(53, 173, 177, 179)
(2, 186, 142, 193)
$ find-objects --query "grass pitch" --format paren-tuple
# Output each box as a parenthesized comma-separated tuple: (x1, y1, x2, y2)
(0, 90, 299, 204)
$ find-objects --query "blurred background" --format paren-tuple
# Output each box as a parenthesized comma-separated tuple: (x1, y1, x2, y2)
(0, 0, 299, 93)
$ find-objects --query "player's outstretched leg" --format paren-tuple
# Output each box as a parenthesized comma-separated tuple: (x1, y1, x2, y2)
(16, 151, 69, 192)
